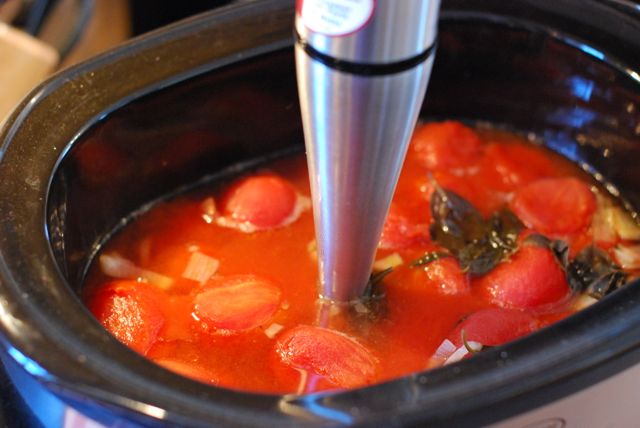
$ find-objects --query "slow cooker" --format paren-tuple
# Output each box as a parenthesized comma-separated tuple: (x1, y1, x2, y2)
(0, 0, 640, 426)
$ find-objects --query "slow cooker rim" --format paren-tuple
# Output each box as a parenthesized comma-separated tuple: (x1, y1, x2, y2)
(0, 0, 639, 426)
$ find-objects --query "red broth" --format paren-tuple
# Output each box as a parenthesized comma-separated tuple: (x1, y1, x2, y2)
(83, 121, 640, 394)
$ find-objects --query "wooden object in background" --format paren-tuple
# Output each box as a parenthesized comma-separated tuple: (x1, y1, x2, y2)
(0, 21, 59, 122)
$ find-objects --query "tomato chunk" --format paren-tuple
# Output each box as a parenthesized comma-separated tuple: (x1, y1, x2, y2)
(412, 121, 482, 171)
(276, 325, 377, 388)
(479, 142, 557, 192)
(87, 280, 165, 355)
(148, 244, 219, 288)
(422, 257, 470, 295)
(379, 204, 430, 250)
(448, 308, 540, 348)
(221, 175, 299, 230)
(193, 275, 281, 333)
(510, 177, 596, 234)
(478, 245, 570, 308)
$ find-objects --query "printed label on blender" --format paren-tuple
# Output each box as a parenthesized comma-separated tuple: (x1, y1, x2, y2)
(301, 0, 375, 37)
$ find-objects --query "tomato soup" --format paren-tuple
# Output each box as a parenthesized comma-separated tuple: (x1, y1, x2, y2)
(83, 121, 640, 394)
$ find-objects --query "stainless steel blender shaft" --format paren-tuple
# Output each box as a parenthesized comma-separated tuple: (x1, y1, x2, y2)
(295, 0, 440, 302)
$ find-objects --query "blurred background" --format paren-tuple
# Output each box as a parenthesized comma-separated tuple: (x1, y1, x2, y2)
(0, 0, 234, 121)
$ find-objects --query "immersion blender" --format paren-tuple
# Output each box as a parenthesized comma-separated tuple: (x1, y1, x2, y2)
(295, 0, 440, 302)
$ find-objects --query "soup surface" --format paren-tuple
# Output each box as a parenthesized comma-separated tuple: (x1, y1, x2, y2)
(83, 121, 640, 394)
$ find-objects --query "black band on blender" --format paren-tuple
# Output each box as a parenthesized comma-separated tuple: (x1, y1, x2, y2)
(295, 32, 437, 76)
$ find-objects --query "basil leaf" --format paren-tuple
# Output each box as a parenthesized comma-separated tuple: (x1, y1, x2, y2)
(430, 187, 485, 252)
(354, 269, 392, 322)
(566, 246, 627, 299)
(522, 233, 552, 248)
(490, 209, 523, 250)
(363, 267, 392, 299)
(430, 185, 523, 276)
(457, 240, 505, 275)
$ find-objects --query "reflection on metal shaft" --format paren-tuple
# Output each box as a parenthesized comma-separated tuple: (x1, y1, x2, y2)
(296, 0, 440, 301)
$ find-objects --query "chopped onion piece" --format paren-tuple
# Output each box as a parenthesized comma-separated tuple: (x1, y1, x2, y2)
(215, 216, 256, 233)
(372, 253, 404, 271)
(592, 193, 640, 243)
(592, 193, 640, 242)
(282, 195, 311, 227)
(182, 251, 220, 284)
(574, 294, 598, 310)
(99, 253, 173, 290)
(614, 244, 640, 270)
(307, 240, 317, 262)
(465, 340, 483, 353)
(592, 194, 617, 245)
(100, 253, 137, 277)
(353, 302, 369, 314)
(433, 339, 456, 360)
(264, 323, 284, 339)
(613, 208, 640, 241)
(444, 346, 469, 365)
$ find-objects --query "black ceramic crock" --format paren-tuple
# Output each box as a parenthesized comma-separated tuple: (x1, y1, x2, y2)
(1, 0, 640, 426)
